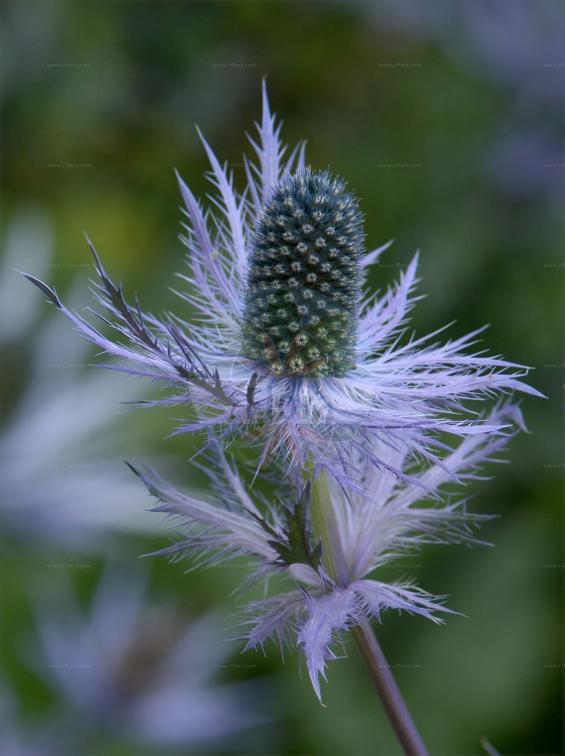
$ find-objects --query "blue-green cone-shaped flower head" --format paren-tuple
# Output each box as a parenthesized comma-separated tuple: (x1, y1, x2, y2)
(242, 170, 364, 378)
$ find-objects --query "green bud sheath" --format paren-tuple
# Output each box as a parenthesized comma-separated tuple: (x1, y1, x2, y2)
(242, 170, 364, 378)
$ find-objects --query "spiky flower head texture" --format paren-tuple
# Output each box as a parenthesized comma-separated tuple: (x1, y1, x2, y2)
(242, 170, 363, 378)
(132, 402, 523, 702)
(23, 81, 541, 482)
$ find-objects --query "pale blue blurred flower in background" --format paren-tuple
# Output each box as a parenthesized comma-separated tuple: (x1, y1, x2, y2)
(22, 567, 266, 752)
(363, 0, 565, 201)
(0, 210, 161, 547)
(0, 685, 59, 756)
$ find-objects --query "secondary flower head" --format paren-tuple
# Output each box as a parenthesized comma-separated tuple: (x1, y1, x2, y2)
(133, 402, 523, 702)
(24, 81, 541, 481)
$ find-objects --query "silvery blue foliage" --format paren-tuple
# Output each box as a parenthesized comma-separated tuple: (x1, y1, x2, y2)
(26, 567, 265, 750)
(24, 82, 540, 483)
(131, 401, 524, 701)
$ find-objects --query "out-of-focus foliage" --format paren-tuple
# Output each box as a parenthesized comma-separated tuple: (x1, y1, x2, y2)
(1, 1, 562, 754)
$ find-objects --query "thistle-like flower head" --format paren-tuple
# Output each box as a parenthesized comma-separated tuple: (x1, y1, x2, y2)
(242, 170, 363, 378)
(24, 81, 541, 480)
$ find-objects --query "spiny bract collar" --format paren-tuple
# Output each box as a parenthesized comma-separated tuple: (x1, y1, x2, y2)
(242, 169, 364, 378)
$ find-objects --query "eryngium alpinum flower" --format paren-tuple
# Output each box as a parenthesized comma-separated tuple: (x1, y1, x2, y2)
(24, 82, 541, 480)
(132, 402, 523, 701)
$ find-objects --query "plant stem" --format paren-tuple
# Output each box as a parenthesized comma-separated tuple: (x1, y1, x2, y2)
(309, 469, 339, 579)
(351, 621, 428, 756)
(308, 469, 427, 754)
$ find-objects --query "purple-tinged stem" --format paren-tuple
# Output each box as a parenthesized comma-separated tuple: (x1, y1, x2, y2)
(351, 621, 428, 756)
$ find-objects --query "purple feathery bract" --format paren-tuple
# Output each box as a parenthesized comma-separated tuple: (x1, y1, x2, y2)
(131, 402, 524, 701)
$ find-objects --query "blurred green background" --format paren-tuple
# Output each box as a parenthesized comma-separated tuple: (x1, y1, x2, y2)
(1, 1, 563, 754)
